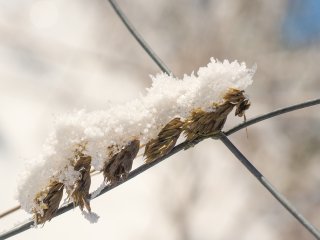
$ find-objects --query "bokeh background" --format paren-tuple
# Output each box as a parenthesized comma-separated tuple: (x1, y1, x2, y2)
(0, 0, 320, 239)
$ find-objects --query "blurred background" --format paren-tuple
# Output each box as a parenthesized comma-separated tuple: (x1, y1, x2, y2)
(0, 0, 319, 239)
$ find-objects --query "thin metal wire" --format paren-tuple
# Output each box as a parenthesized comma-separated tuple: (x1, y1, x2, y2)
(225, 98, 320, 136)
(0, 139, 190, 240)
(0, 170, 101, 220)
(219, 133, 320, 239)
(1, 96, 320, 220)
(1, 0, 320, 239)
(0, 206, 20, 219)
(108, 0, 172, 75)
(1, 96, 319, 235)
(105, 1, 320, 239)
(1, 97, 319, 239)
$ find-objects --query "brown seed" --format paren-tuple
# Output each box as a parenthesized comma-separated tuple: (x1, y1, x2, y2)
(69, 154, 92, 212)
(34, 181, 64, 224)
(144, 118, 183, 163)
(103, 139, 140, 184)
(183, 88, 251, 141)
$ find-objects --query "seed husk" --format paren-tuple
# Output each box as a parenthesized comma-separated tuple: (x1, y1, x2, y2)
(144, 118, 183, 163)
(184, 88, 250, 141)
(34, 181, 64, 224)
(70, 154, 92, 212)
(103, 139, 140, 184)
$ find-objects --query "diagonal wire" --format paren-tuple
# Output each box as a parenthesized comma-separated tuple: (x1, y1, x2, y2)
(1, 96, 320, 239)
(0, 170, 100, 220)
(1, 0, 320, 239)
(0, 139, 190, 240)
(0, 207, 20, 219)
(0, 95, 319, 223)
(219, 133, 320, 239)
(106, 1, 320, 239)
(225, 98, 320, 136)
(0, 96, 319, 220)
(1, 96, 320, 220)
(108, 0, 172, 75)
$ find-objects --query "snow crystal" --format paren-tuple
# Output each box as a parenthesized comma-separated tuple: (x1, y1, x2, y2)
(17, 58, 255, 213)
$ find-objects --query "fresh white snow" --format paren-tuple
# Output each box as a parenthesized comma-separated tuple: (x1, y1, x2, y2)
(17, 58, 255, 214)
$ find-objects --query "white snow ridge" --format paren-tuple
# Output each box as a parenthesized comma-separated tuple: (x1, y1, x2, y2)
(17, 58, 255, 217)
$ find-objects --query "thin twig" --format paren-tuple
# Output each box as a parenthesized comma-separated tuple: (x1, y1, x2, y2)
(108, 0, 172, 75)
(225, 98, 320, 136)
(219, 133, 320, 240)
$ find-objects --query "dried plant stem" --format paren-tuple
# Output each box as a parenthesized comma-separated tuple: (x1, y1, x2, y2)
(219, 133, 320, 240)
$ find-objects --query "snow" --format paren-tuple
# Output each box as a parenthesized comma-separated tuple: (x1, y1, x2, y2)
(17, 58, 255, 215)
(81, 211, 100, 224)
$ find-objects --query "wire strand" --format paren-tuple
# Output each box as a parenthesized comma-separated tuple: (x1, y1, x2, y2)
(1, 98, 319, 239)
(225, 98, 320, 136)
(1, 97, 319, 239)
(0, 206, 20, 219)
(1, 0, 320, 238)
(106, 1, 320, 237)
(219, 133, 320, 240)
(108, 0, 172, 75)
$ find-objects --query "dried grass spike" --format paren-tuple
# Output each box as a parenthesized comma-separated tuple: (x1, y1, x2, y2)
(144, 118, 183, 163)
(103, 139, 140, 184)
(223, 88, 251, 117)
(34, 181, 64, 224)
(184, 89, 251, 141)
(183, 103, 233, 141)
(70, 155, 92, 212)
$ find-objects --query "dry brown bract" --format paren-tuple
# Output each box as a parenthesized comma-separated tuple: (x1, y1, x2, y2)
(103, 139, 140, 183)
(144, 118, 184, 163)
(69, 154, 92, 212)
(184, 88, 250, 141)
(31, 88, 250, 224)
(33, 181, 64, 224)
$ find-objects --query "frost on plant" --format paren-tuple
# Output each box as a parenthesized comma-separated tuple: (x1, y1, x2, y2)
(17, 58, 255, 224)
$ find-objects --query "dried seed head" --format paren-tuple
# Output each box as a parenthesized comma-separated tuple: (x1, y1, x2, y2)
(223, 88, 251, 117)
(33, 181, 64, 224)
(144, 118, 183, 163)
(183, 102, 234, 141)
(223, 88, 245, 103)
(103, 139, 140, 184)
(235, 98, 250, 117)
(69, 154, 92, 212)
(184, 88, 250, 141)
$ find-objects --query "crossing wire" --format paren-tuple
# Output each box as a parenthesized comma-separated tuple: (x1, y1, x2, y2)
(0, 0, 319, 239)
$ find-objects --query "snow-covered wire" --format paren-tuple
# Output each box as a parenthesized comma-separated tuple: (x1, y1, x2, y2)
(107, 1, 320, 238)
(1, 0, 320, 239)
(1, 98, 320, 240)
